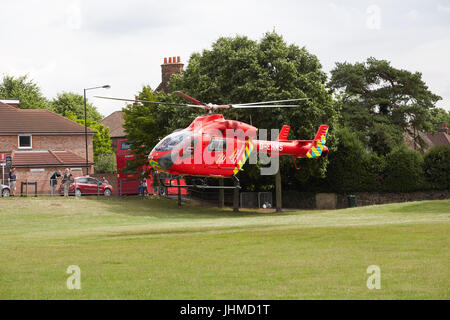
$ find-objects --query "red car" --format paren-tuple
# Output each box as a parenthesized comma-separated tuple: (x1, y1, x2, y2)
(59, 176, 114, 197)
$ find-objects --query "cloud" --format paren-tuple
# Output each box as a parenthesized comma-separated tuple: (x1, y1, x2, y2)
(437, 4, 450, 13)
(66, 2, 83, 31)
(0, 0, 449, 116)
(407, 9, 420, 21)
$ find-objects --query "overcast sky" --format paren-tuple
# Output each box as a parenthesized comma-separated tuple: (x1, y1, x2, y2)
(1, 0, 449, 117)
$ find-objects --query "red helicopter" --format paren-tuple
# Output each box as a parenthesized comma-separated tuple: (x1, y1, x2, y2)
(96, 92, 329, 179)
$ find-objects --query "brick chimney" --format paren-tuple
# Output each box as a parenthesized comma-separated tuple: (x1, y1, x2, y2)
(440, 123, 448, 134)
(155, 56, 183, 93)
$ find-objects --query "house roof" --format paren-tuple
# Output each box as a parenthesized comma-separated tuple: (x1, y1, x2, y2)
(11, 150, 92, 167)
(427, 132, 450, 147)
(100, 111, 126, 138)
(0, 102, 96, 134)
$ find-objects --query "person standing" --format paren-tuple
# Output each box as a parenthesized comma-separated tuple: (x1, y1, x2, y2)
(61, 168, 73, 197)
(8, 168, 17, 197)
(50, 171, 61, 196)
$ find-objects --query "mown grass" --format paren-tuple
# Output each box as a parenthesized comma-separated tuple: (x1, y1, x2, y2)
(0, 196, 448, 299)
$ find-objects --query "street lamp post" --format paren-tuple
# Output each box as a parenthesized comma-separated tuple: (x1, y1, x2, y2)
(83, 85, 110, 175)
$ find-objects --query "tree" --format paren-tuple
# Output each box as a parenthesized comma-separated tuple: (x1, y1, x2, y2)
(51, 92, 103, 122)
(325, 127, 370, 192)
(329, 58, 441, 154)
(65, 113, 112, 164)
(0, 74, 49, 109)
(423, 146, 450, 189)
(95, 153, 117, 174)
(169, 31, 340, 184)
(428, 107, 450, 133)
(383, 147, 425, 192)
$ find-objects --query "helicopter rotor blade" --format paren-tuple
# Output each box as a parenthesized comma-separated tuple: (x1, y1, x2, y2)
(234, 98, 310, 106)
(229, 104, 301, 109)
(174, 91, 208, 107)
(94, 96, 205, 108)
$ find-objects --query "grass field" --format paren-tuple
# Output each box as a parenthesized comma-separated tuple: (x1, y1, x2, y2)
(0, 196, 448, 300)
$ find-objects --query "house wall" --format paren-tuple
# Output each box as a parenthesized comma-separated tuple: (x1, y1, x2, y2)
(0, 134, 94, 162)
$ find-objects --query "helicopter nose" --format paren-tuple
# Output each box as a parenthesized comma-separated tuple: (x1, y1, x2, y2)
(150, 153, 173, 170)
(158, 154, 174, 169)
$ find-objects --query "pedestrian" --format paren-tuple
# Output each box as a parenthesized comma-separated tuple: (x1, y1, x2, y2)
(142, 178, 148, 196)
(8, 168, 17, 196)
(61, 168, 73, 197)
(50, 170, 61, 196)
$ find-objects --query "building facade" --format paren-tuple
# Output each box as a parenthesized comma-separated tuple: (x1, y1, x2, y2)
(0, 101, 95, 195)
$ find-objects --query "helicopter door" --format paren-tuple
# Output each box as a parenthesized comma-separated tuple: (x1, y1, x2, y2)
(204, 138, 231, 169)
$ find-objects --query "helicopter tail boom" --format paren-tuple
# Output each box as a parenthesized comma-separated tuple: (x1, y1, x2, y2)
(254, 125, 329, 159)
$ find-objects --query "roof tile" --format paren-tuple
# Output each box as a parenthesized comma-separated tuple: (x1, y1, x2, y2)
(0, 102, 96, 134)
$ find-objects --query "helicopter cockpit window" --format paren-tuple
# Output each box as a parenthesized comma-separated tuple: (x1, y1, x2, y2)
(153, 131, 193, 152)
(207, 138, 227, 152)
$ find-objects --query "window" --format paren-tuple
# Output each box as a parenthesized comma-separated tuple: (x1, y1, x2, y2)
(77, 178, 88, 184)
(207, 138, 227, 152)
(18, 135, 32, 149)
(121, 141, 132, 150)
(153, 131, 193, 152)
(87, 178, 99, 185)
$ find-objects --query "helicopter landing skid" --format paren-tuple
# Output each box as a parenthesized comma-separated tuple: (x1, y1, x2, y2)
(158, 176, 241, 211)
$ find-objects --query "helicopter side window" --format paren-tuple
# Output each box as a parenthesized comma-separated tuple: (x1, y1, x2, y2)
(154, 132, 193, 151)
(207, 138, 227, 152)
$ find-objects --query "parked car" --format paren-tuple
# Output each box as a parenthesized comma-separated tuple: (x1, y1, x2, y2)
(1, 184, 11, 197)
(58, 176, 114, 197)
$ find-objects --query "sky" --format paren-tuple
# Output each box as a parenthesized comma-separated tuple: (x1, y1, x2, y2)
(1, 0, 449, 117)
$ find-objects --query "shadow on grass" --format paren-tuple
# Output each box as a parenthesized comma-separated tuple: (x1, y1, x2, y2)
(81, 196, 296, 220)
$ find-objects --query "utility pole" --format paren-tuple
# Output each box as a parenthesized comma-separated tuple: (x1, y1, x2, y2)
(275, 169, 282, 212)
(218, 178, 224, 208)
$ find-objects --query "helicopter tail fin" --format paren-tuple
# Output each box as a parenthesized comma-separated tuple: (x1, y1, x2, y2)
(306, 125, 329, 158)
(276, 125, 291, 141)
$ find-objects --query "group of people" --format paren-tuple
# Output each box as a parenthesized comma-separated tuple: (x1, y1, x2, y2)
(50, 168, 73, 196)
(1, 167, 74, 197)
(2, 167, 109, 197)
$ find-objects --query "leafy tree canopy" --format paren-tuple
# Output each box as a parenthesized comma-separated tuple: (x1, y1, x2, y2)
(0, 74, 49, 109)
(423, 145, 450, 189)
(329, 57, 441, 154)
(428, 107, 450, 133)
(123, 32, 340, 183)
(170, 31, 340, 182)
(51, 92, 103, 122)
(65, 112, 112, 163)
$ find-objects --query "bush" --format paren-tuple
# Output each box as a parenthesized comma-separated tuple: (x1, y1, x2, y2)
(95, 153, 117, 174)
(325, 127, 368, 193)
(361, 152, 385, 191)
(423, 145, 450, 190)
(383, 147, 425, 192)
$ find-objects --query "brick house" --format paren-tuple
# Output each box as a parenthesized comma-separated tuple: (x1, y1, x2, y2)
(99, 110, 126, 152)
(427, 123, 450, 147)
(0, 101, 95, 195)
(404, 122, 450, 152)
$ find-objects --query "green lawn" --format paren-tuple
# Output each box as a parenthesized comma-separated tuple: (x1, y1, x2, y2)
(0, 196, 448, 299)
